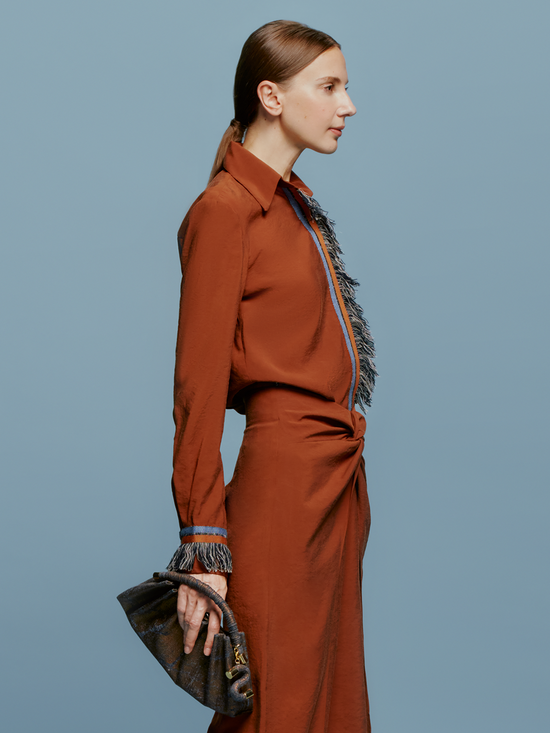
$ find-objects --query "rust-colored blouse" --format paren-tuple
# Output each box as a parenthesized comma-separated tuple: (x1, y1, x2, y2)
(168, 141, 375, 574)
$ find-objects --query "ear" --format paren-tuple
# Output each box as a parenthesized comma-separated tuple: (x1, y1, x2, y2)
(256, 80, 283, 118)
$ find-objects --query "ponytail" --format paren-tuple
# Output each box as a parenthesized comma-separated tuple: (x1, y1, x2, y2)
(208, 119, 245, 184)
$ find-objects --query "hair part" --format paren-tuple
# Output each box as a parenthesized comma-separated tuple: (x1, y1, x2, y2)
(208, 20, 340, 183)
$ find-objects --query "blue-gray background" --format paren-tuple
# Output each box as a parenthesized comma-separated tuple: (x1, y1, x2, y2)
(1, 0, 548, 731)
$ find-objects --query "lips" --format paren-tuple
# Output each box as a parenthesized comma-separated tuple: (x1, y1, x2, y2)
(329, 127, 344, 137)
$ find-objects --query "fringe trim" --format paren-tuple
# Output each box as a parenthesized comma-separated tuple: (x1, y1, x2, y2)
(167, 542, 233, 573)
(298, 191, 378, 410)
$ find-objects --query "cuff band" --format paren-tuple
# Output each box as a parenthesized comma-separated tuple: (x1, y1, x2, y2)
(180, 534, 227, 545)
(179, 525, 227, 539)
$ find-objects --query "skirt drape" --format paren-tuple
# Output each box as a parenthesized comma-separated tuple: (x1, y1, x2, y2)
(209, 385, 371, 733)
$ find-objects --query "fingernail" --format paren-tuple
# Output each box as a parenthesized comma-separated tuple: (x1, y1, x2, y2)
(204, 649, 211, 656)
(184, 646, 191, 654)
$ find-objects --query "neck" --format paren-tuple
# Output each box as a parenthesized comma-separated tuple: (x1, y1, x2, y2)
(242, 117, 304, 182)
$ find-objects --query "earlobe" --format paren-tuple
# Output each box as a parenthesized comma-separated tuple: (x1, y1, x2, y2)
(256, 80, 283, 118)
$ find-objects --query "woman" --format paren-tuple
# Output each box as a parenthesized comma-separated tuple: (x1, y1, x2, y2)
(169, 20, 377, 733)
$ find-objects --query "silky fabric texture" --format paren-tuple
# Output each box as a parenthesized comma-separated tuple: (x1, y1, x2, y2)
(172, 142, 360, 546)
(209, 385, 371, 733)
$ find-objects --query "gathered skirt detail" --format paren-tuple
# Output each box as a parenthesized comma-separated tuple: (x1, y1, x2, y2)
(208, 386, 371, 733)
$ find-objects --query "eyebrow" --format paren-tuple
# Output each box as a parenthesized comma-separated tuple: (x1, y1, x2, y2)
(316, 76, 349, 85)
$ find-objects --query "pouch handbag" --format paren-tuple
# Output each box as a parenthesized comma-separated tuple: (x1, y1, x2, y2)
(117, 570, 254, 717)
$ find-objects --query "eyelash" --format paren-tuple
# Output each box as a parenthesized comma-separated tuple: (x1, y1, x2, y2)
(324, 85, 349, 93)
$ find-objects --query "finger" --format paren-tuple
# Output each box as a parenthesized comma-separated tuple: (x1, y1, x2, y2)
(182, 592, 198, 647)
(177, 585, 188, 630)
(181, 590, 198, 637)
(203, 605, 222, 656)
(184, 600, 208, 654)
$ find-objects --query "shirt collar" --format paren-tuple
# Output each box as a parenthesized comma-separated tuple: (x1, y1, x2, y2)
(223, 141, 313, 212)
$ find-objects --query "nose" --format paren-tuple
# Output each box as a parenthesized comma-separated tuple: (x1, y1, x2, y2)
(340, 91, 357, 118)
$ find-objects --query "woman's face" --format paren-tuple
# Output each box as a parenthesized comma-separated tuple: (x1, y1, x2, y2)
(278, 47, 357, 155)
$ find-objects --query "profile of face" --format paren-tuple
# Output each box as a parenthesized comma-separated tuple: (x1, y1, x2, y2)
(257, 47, 357, 156)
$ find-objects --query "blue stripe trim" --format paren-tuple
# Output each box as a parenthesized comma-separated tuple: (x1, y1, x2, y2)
(283, 188, 357, 410)
(179, 526, 227, 539)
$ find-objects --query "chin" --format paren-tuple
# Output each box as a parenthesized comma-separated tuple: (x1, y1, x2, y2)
(310, 141, 339, 155)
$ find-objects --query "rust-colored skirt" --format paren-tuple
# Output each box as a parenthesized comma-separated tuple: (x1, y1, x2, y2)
(209, 386, 371, 733)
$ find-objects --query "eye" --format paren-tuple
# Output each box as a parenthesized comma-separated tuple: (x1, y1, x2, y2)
(324, 84, 334, 92)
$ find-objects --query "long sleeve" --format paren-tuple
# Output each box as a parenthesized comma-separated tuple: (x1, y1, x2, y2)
(167, 192, 246, 574)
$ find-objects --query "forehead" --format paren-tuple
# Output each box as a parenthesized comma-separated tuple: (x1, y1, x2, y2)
(296, 47, 348, 83)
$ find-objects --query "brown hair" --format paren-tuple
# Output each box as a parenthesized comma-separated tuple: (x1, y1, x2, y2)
(208, 20, 340, 183)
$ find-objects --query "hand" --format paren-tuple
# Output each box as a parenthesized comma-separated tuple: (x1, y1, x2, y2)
(177, 573, 228, 656)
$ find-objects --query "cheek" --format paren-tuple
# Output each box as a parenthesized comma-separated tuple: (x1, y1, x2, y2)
(305, 103, 326, 122)
(317, 106, 330, 126)
(300, 97, 325, 122)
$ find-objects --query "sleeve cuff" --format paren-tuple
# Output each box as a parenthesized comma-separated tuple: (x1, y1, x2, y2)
(167, 526, 233, 573)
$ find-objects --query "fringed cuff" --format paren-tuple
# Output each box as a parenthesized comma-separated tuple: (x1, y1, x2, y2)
(167, 526, 233, 573)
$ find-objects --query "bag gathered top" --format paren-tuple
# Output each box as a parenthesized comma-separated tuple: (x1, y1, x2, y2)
(117, 571, 254, 717)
